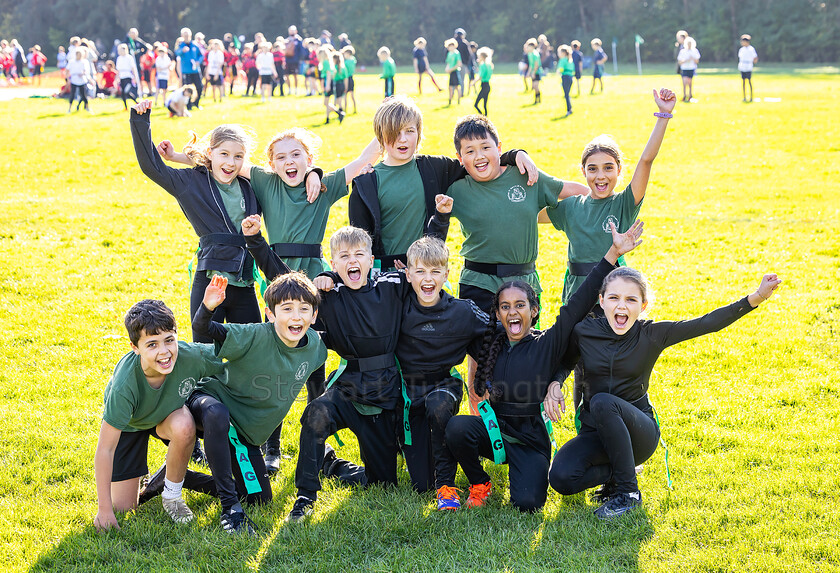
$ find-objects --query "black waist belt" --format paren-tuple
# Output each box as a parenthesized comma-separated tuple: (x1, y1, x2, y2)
(271, 242, 323, 258)
(568, 261, 598, 277)
(199, 233, 246, 248)
(344, 353, 397, 372)
(376, 253, 407, 269)
(492, 401, 541, 417)
(401, 368, 454, 386)
(464, 260, 536, 278)
(583, 392, 651, 413)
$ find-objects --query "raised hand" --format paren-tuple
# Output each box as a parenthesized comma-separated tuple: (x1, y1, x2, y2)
(654, 88, 677, 113)
(202, 275, 228, 311)
(157, 140, 176, 161)
(756, 274, 782, 302)
(435, 194, 454, 214)
(132, 99, 153, 114)
(515, 151, 539, 187)
(241, 214, 261, 236)
(611, 219, 644, 256)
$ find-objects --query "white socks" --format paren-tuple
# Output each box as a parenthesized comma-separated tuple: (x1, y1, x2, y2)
(161, 478, 185, 500)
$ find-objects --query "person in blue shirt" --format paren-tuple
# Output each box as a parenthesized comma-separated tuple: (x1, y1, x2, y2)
(177, 27, 203, 109)
(571, 40, 583, 96)
(590, 38, 607, 94)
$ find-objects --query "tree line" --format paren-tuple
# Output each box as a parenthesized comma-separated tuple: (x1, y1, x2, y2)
(1, 0, 837, 65)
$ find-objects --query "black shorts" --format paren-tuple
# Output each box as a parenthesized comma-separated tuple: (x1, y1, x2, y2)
(593, 65, 604, 79)
(209, 74, 223, 86)
(260, 74, 273, 85)
(285, 60, 298, 75)
(532, 71, 543, 82)
(680, 69, 695, 78)
(112, 427, 167, 481)
(449, 70, 461, 87)
(741, 71, 752, 79)
(157, 78, 168, 90)
(32, 66, 42, 76)
(347, 76, 355, 91)
(334, 80, 346, 98)
(142, 69, 151, 82)
(458, 283, 495, 315)
(574, 69, 581, 79)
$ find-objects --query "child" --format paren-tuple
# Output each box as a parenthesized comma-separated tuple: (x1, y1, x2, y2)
(591, 38, 607, 94)
(443, 39, 462, 105)
(317, 46, 342, 124)
(271, 40, 286, 96)
(539, 88, 675, 407)
(677, 37, 700, 102)
(93, 300, 222, 531)
(256, 41, 278, 102)
(153, 47, 172, 106)
(66, 48, 92, 113)
(305, 38, 320, 96)
(571, 40, 583, 96)
(473, 47, 493, 116)
(445, 223, 643, 512)
(378, 46, 396, 97)
(225, 43, 239, 95)
(674, 30, 687, 74)
(548, 270, 780, 519)
(57, 46, 67, 75)
(524, 38, 543, 104)
(205, 39, 226, 102)
(413, 37, 442, 94)
(188, 271, 328, 533)
(100, 60, 117, 96)
(467, 41, 479, 94)
(140, 46, 155, 97)
(348, 95, 536, 271)
(332, 51, 348, 118)
(116, 43, 140, 109)
(340, 45, 357, 113)
(29, 45, 46, 86)
(738, 34, 758, 102)
(557, 44, 575, 116)
(518, 43, 530, 91)
(164, 85, 195, 117)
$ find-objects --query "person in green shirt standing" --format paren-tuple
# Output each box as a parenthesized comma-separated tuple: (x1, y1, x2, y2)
(557, 44, 575, 116)
(332, 51, 348, 117)
(444, 39, 462, 105)
(378, 46, 396, 97)
(474, 46, 493, 116)
(340, 45, 357, 114)
(317, 46, 343, 124)
(525, 38, 543, 104)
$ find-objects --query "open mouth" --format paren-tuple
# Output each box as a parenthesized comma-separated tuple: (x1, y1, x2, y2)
(221, 166, 235, 176)
(421, 284, 436, 296)
(285, 167, 299, 180)
(595, 182, 609, 192)
(347, 265, 362, 282)
(157, 356, 173, 369)
(474, 160, 489, 173)
(614, 313, 629, 328)
(288, 325, 303, 336)
(507, 317, 523, 335)
(396, 145, 410, 154)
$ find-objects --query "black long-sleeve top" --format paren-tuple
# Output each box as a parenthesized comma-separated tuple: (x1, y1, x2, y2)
(563, 297, 756, 410)
(486, 258, 617, 456)
(130, 109, 260, 279)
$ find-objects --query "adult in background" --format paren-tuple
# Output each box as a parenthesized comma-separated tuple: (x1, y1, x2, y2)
(319, 30, 333, 46)
(337, 33, 351, 49)
(284, 26, 304, 95)
(177, 27, 203, 109)
(453, 28, 473, 98)
(126, 28, 148, 71)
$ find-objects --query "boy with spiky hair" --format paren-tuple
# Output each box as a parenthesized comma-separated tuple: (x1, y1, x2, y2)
(349, 95, 537, 272)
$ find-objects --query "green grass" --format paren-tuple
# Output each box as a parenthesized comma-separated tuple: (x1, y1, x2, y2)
(1, 68, 839, 572)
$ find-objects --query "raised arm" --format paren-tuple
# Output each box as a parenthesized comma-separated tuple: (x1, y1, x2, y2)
(242, 214, 292, 281)
(629, 88, 677, 205)
(193, 275, 230, 345)
(342, 137, 382, 184)
(129, 100, 193, 198)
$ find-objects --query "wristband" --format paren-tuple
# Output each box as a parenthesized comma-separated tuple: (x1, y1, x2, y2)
(654, 112, 673, 119)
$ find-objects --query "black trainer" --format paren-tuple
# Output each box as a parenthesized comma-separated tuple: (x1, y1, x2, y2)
(286, 496, 315, 523)
(138, 464, 166, 504)
(220, 508, 257, 535)
(592, 480, 618, 503)
(321, 443, 338, 475)
(594, 491, 642, 520)
(191, 438, 208, 466)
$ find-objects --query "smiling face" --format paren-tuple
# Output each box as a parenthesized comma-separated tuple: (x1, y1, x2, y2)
(267, 299, 317, 347)
(382, 124, 419, 166)
(407, 261, 448, 306)
(132, 329, 179, 381)
(210, 141, 246, 184)
(582, 151, 621, 199)
(599, 277, 647, 334)
(496, 286, 538, 342)
(269, 138, 311, 186)
(458, 135, 503, 182)
(331, 241, 374, 290)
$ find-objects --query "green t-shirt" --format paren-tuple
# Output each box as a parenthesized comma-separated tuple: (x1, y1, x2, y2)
(559, 58, 575, 76)
(198, 323, 327, 446)
(449, 167, 562, 294)
(250, 168, 347, 278)
(208, 178, 252, 287)
(318, 60, 335, 78)
(334, 65, 347, 82)
(374, 159, 426, 256)
(528, 51, 542, 75)
(103, 342, 222, 432)
(344, 56, 356, 77)
(479, 61, 493, 82)
(381, 58, 396, 78)
(545, 183, 642, 303)
(446, 50, 462, 71)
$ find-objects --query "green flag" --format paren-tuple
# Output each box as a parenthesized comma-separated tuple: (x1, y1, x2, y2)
(635, 34, 645, 44)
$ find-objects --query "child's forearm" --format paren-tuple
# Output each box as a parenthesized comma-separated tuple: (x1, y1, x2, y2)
(559, 181, 589, 200)
(94, 445, 115, 513)
(167, 151, 194, 166)
(639, 115, 671, 165)
(344, 137, 381, 183)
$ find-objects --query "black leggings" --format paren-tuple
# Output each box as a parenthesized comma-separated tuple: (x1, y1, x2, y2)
(474, 81, 490, 115)
(549, 393, 659, 495)
(189, 272, 261, 343)
(187, 392, 272, 510)
(69, 84, 88, 109)
(445, 415, 549, 512)
(401, 389, 460, 492)
(120, 77, 138, 108)
(182, 72, 202, 107)
(265, 363, 326, 448)
(562, 75, 573, 112)
(246, 69, 259, 96)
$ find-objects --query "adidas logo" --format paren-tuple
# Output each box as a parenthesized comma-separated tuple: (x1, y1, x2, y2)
(421, 323, 435, 332)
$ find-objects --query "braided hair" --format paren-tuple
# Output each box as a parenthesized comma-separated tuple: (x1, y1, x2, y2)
(473, 281, 540, 401)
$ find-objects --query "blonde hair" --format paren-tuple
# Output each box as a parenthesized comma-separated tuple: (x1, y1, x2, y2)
(600, 267, 652, 305)
(591, 38, 602, 47)
(341, 45, 355, 56)
(581, 134, 623, 169)
(259, 41, 272, 51)
(265, 128, 321, 164)
(476, 47, 493, 64)
(330, 226, 372, 255)
(183, 124, 255, 169)
(378, 46, 391, 56)
(444, 39, 457, 49)
(558, 44, 572, 58)
(684, 37, 696, 50)
(526, 38, 538, 48)
(373, 95, 423, 146)
(407, 237, 449, 269)
(414, 37, 427, 47)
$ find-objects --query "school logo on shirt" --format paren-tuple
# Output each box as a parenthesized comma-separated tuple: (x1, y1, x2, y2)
(507, 185, 526, 203)
(178, 377, 196, 398)
(295, 362, 310, 381)
(602, 215, 619, 233)
(240, 197, 245, 210)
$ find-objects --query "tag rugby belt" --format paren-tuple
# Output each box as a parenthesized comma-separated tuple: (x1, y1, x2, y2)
(270, 242, 323, 259)
(464, 260, 536, 277)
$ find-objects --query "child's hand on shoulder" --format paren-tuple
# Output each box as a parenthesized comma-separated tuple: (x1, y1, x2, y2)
(305, 171, 323, 204)
(515, 152, 539, 186)
(203, 275, 228, 311)
(654, 88, 677, 113)
(435, 194, 454, 214)
(132, 99, 153, 115)
(242, 214, 262, 236)
(313, 276, 335, 291)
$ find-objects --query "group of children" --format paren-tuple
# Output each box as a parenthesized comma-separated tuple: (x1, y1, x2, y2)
(94, 61, 781, 534)
(0, 39, 46, 86)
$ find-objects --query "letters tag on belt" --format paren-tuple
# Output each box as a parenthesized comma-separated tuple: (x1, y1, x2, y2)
(227, 424, 262, 494)
(477, 400, 505, 465)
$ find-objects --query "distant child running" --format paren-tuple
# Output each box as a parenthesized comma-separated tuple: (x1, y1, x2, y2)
(444, 39, 462, 105)
(340, 46, 357, 113)
(525, 38, 543, 104)
(557, 44, 575, 116)
(473, 47, 493, 116)
(116, 43, 140, 109)
(571, 40, 583, 96)
(66, 48, 92, 113)
(413, 37, 442, 94)
(379, 46, 396, 97)
(738, 34, 758, 102)
(591, 38, 607, 94)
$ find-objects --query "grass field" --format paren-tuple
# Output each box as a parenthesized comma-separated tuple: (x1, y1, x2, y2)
(1, 66, 839, 572)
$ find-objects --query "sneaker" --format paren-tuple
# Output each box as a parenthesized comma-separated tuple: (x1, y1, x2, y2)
(591, 480, 618, 504)
(436, 485, 461, 511)
(593, 491, 642, 520)
(162, 496, 195, 524)
(191, 439, 208, 466)
(338, 110, 345, 124)
(464, 481, 492, 508)
(264, 446, 281, 476)
(139, 464, 166, 504)
(220, 507, 257, 535)
(321, 443, 337, 475)
(286, 496, 315, 523)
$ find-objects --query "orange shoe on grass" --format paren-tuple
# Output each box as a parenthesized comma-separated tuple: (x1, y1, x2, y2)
(464, 481, 492, 508)
(436, 485, 461, 510)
